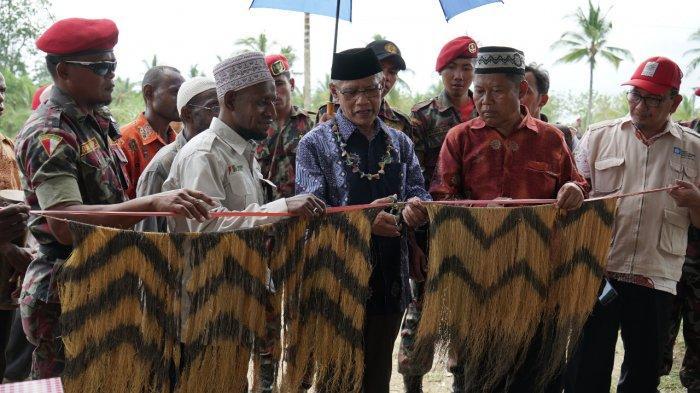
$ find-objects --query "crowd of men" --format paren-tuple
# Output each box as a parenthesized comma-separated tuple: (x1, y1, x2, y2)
(0, 16, 699, 393)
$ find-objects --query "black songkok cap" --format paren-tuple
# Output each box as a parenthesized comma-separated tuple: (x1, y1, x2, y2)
(475, 46, 525, 75)
(331, 47, 382, 80)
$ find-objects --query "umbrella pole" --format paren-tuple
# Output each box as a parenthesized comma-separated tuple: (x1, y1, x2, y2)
(327, 0, 342, 114)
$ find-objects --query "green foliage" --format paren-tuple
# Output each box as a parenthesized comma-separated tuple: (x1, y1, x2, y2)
(109, 78, 144, 126)
(0, 0, 53, 75)
(686, 28, 700, 75)
(0, 69, 35, 137)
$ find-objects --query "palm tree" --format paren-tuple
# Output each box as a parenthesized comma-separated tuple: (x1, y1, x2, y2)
(303, 13, 311, 108)
(142, 54, 158, 71)
(685, 29, 700, 75)
(235, 33, 269, 53)
(551, 1, 632, 127)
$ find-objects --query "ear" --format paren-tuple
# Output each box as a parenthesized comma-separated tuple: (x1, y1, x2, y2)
(670, 94, 683, 114)
(539, 93, 549, 109)
(518, 80, 528, 100)
(143, 84, 154, 103)
(224, 90, 237, 111)
(289, 78, 296, 91)
(179, 106, 192, 123)
(55, 62, 70, 81)
(329, 83, 339, 102)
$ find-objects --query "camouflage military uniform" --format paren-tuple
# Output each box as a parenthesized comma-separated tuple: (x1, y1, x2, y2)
(661, 119, 700, 392)
(255, 106, 314, 199)
(408, 90, 476, 189)
(399, 90, 476, 380)
(315, 99, 412, 133)
(14, 87, 129, 378)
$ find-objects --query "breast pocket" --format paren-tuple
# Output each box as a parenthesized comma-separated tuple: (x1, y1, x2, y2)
(228, 171, 256, 208)
(659, 209, 689, 256)
(594, 157, 624, 194)
(524, 161, 558, 196)
(667, 159, 698, 186)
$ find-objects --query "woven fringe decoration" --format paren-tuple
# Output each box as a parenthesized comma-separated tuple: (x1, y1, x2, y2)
(415, 199, 616, 391)
(273, 210, 376, 393)
(59, 222, 182, 393)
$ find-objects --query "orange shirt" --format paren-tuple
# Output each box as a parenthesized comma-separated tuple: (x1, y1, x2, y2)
(118, 113, 176, 198)
(0, 132, 21, 191)
(430, 106, 588, 201)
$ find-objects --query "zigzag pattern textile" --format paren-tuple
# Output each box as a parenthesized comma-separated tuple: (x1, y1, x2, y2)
(58, 210, 376, 393)
(415, 199, 616, 391)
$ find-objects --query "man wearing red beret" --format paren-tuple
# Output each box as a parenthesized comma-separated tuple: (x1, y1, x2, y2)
(569, 57, 700, 392)
(399, 36, 479, 392)
(13, 18, 214, 378)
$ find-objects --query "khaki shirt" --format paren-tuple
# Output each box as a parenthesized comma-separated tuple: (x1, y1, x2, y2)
(135, 131, 188, 232)
(575, 117, 700, 285)
(164, 117, 288, 233)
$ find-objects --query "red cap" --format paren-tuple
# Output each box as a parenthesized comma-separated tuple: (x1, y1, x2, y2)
(265, 54, 290, 76)
(36, 18, 118, 56)
(622, 56, 682, 95)
(694, 87, 700, 97)
(31, 85, 49, 110)
(436, 36, 478, 72)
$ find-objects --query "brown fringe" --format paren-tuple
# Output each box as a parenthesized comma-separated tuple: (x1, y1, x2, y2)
(275, 210, 375, 393)
(416, 200, 615, 391)
(59, 223, 182, 393)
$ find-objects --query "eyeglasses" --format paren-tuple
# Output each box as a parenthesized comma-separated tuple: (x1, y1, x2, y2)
(188, 104, 220, 113)
(63, 60, 117, 76)
(627, 91, 664, 108)
(338, 84, 382, 100)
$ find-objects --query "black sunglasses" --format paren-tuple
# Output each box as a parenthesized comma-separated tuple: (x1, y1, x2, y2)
(63, 60, 117, 76)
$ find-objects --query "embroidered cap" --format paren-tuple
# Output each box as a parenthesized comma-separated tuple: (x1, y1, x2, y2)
(213, 52, 273, 100)
(177, 77, 216, 116)
(622, 56, 682, 95)
(475, 46, 525, 75)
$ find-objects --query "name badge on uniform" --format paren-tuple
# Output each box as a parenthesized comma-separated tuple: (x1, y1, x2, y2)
(80, 138, 100, 156)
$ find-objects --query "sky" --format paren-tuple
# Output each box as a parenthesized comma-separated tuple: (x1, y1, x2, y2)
(51, 0, 700, 98)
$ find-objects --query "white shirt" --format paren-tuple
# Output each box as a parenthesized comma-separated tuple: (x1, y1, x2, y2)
(163, 117, 288, 233)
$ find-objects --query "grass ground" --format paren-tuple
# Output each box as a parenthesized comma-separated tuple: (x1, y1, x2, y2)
(384, 332, 687, 392)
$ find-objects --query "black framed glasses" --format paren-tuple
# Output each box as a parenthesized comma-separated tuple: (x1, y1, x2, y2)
(627, 91, 664, 108)
(188, 104, 220, 113)
(63, 60, 117, 76)
(339, 84, 382, 100)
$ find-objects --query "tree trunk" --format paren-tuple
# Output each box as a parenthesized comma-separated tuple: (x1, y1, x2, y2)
(303, 13, 311, 109)
(586, 61, 594, 129)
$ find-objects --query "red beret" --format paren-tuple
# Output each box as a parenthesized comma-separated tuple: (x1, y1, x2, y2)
(36, 18, 118, 56)
(265, 54, 290, 76)
(695, 87, 700, 97)
(436, 36, 478, 72)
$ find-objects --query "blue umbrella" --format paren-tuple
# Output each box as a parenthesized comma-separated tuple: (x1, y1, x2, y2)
(250, 0, 502, 53)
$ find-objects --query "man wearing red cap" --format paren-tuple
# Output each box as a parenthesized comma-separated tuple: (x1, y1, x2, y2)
(118, 66, 185, 199)
(399, 36, 480, 392)
(14, 18, 214, 378)
(256, 54, 314, 200)
(569, 56, 700, 392)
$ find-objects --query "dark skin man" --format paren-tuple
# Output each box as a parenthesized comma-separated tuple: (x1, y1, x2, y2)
(45, 52, 213, 244)
(143, 68, 185, 138)
(219, 79, 326, 218)
(181, 88, 218, 140)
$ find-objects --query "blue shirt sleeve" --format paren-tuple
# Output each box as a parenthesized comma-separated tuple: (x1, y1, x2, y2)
(295, 131, 328, 202)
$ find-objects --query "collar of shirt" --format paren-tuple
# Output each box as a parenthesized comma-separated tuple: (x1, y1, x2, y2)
(49, 86, 119, 140)
(135, 112, 176, 146)
(622, 115, 681, 146)
(335, 109, 388, 143)
(470, 105, 539, 134)
(378, 99, 398, 122)
(435, 89, 474, 113)
(210, 117, 254, 158)
(0, 132, 12, 147)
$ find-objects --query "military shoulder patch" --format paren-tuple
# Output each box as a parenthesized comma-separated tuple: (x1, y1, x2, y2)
(39, 134, 63, 157)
